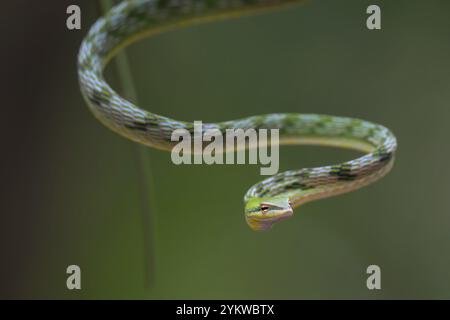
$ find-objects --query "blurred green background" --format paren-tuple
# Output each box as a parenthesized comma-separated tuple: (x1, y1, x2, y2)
(3, 0, 450, 299)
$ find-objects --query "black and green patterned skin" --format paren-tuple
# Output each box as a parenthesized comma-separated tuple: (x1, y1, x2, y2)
(79, 0, 398, 231)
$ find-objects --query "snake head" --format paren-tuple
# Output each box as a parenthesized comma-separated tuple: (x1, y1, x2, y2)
(244, 196, 293, 231)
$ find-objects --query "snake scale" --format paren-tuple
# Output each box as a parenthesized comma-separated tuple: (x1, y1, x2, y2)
(78, 0, 397, 231)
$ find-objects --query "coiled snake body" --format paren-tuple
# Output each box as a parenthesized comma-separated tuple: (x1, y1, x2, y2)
(79, 0, 397, 231)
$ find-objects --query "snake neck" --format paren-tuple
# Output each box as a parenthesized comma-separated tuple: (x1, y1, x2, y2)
(289, 157, 395, 208)
(244, 127, 397, 207)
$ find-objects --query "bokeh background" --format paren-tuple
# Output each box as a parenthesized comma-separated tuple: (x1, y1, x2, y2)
(3, 0, 450, 299)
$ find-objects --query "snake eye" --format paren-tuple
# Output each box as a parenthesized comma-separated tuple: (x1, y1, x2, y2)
(260, 205, 269, 213)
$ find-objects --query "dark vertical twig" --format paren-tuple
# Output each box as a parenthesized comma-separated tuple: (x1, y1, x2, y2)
(98, 0, 156, 289)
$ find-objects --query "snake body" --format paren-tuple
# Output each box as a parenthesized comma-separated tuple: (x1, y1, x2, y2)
(79, 0, 397, 231)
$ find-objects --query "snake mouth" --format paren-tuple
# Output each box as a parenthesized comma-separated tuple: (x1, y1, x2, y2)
(246, 208, 293, 232)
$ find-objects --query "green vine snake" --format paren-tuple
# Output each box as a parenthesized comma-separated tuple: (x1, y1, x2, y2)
(78, 0, 397, 231)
